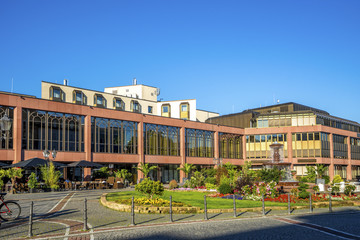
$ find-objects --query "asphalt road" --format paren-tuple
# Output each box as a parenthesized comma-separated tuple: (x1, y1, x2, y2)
(0, 190, 359, 240)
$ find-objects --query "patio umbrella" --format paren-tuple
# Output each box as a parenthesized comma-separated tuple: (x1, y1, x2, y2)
(0, 161, 8, 167)
(8, 158, 67, 168)
(66, 160, 103, 181)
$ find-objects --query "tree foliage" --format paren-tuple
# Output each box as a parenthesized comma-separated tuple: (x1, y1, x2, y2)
(40, 161, 62, 190)
(135, 163, 158, 178)
(6, 168, 23, 194)
(135, 178, 164, 199)
(177, 163, 196, 178)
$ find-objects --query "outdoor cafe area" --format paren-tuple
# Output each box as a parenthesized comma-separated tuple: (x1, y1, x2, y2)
(0, 150, 133, 193)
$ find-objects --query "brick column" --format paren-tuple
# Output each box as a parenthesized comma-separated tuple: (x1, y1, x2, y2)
(179, 127, 186, 182)
(347, 137, 352, 180)
(13, 106, 22, 163)
(137, 121, 144, 182)
(329, 133, 334, 181)
(242, 135, 247, 161)
(84, 168, 92, 181)
(84, 115, 92, 162)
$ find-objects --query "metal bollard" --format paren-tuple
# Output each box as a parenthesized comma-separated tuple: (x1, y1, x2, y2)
(83, 198, 88, 231)
(262, 194, 265, 216)
(329, 192, 332, 212)
(28, 201, 33, 237)
(309, 193, 313, 213)
(130, 196, 136, 226)
(288, 193, 291, 215)
(204, 195, 208, 220)
(170, 195, 173, 222)
(233, 194, 237, 218)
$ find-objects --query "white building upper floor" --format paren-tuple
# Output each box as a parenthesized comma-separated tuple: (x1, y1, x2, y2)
(41, 79, 219, 122)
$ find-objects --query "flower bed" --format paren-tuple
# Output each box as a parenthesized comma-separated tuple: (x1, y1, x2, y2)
(208, 193, 243, 200)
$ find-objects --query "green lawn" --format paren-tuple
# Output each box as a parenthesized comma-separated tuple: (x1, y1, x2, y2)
(107, 190, 291, 209)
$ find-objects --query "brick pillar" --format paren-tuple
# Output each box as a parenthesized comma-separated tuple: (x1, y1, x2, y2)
(84, 168, 92, 181)
(242, 135, 247, 161)
(137, 120, 144, 182)
(179, 127, 186, 182)
(347, 137, 352, 180)
(84, 115, 92, 162)
(13, 106, 22, 163)
(329, 133, 334, 181)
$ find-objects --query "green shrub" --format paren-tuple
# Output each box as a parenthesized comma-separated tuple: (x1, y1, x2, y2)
(205, 183, 217, 190)
(204, 177, 216, 185)
(169, 179, 178, 189)
(218, 183, 233, 194)
(135, 178, 164, 199)
(40, 162, 61, 190)
(201, 168, 217, 178)
(344, 185, 356, 196)
(312, 185, 320, 194)
(323, 175, 330, 184)
(331, 185, 340, 195)
(332, 175, 342, 184)
(28, 172, 38, 189)
(189, 171, 205, 188)
(257, 167, 282, 183)
(297, 182, 309, 199)
(215, 167, 228, 185)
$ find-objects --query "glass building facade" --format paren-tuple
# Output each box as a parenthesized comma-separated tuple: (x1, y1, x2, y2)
(246, 133, 287, 159)
(219, 133, 243, 159)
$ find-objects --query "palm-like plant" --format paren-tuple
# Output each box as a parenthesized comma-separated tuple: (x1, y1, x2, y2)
(177, 163, 196, 179)
(315, 164, 328, 179)
(6, 168, 23, 194)
(115, 169, 132, 181)
(135, 163, 157, 178)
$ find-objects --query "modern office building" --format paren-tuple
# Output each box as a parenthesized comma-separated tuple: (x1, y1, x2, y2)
(1, 84, 359, 182)
(206, 103, 360, 180)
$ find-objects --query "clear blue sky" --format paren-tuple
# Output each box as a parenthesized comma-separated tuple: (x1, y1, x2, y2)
(1, 1, 360, 122)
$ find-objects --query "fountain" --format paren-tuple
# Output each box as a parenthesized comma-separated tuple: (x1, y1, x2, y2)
(263, 142, 298, 191)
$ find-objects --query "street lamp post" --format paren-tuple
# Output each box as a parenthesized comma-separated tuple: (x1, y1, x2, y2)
(43, 149, 57, 161)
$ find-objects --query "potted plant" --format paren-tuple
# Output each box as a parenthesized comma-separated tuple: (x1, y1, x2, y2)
(28, 172, 38, 193)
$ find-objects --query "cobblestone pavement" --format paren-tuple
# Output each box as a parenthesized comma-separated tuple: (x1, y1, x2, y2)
(0, 190, 359, 240)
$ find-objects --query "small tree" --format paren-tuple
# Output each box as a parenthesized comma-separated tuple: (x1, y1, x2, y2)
(135, 178, 164, 199)
(135, 163, 158, 179)
(312, 185, 320, 195)
(6, 168, 23, 194)
(177, 163, 196, 179)
(40, 161, 62, 190)
(0, 169, 6, 191)
(315, 164, 328, 179)
(114, 169, 132, 181)
(28, 172, 38, 191)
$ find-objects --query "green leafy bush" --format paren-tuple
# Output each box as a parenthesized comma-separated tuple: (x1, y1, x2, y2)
(189, 171, 205, 188)
(204, 177, 216, 185)
(28, 172, 38, 189)
(297, 182, 309, 199)
(135, 178, 164, 199)
(257, 167, 283, 183)
(332, 175, 342, 184)
(312, 185, 320, 194)
(331, 185, 340, 195)
(169, 179, 178, 189)
(218, 182, 233, 194)
(205, 183, 217, 190)
(215, 167, 228, 185)
(344, 185, 356, 196)
(40, 162, 62, 190)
